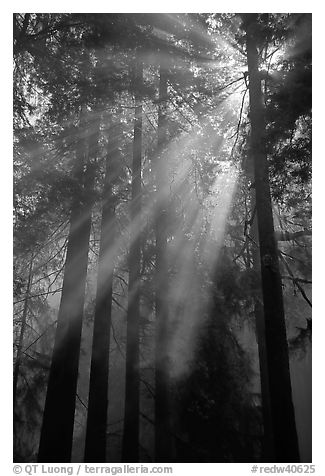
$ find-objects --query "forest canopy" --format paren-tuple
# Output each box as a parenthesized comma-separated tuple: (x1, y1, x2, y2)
(13, 13, 312, 465)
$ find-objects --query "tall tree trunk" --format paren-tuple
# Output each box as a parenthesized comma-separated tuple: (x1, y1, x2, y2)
(249, 192, 275, 462)
(38, 115, 99, 463)
(154, 66, 172, 462)
(84, 125, 118, 462)
(122, 61, 143, 463)
(243, 13, 300, 462)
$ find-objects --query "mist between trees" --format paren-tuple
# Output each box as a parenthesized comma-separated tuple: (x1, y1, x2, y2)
(13, 13, 312, 464)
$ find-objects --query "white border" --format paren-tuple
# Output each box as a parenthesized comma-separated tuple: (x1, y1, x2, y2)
(3, 5, 322, 474)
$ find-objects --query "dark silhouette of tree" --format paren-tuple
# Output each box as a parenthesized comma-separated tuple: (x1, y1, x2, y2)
(84, 123, 120, 462)
(249, 193, 275, 461)
(174, 253, 261, 462)
(241, 13, 300, 462)
(38, 115, 99, 462)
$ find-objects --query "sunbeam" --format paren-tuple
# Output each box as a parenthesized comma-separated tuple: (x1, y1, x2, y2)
(167, 163, 239, 378)
(14, 12, 311, 464)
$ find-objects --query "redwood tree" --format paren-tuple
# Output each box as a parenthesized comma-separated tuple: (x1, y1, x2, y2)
(38, 115, 99, 462)
(84, 124, 119, 462)
(249, 192, 275, 461)
(242, 13, 300, 462)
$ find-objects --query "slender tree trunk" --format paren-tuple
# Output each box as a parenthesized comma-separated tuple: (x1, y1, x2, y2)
(243, 13, 300, 462)
(38, 115, 99, 463)
(154, 66, 172, 462)
(84, 126, 118, 463)
(122, 61, 143, 463)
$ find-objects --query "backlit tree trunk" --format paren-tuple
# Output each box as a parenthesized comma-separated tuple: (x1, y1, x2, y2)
(249, 192, 275, 462)
(243, 13, 300, 462)
(84, 124, 118, 462)
(38, 115, 99, 463)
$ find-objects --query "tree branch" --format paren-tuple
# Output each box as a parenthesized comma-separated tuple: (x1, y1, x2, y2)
(279, 253, 312, 307)
(275, 230, 311, 241)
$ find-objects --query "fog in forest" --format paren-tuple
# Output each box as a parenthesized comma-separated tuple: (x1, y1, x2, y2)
(13, 13, 312, 466)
